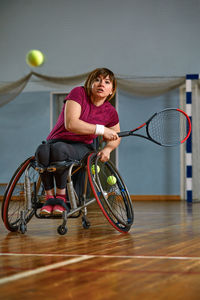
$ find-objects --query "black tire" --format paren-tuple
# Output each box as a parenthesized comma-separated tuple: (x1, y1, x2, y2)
(57, 225, 68, 235)
(82, 216, 90, 229)
(20, 223, 27, 234)
(2, 157, 43, 232)
(1, 157, 33, 221)
(87, 152, 134, 233)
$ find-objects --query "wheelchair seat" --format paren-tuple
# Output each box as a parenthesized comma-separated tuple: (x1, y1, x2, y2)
(34, 159, 81, 173)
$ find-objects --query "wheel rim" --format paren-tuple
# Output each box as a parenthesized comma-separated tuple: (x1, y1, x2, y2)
(87, 153, 133, 233)
(3, 157, 43, 231)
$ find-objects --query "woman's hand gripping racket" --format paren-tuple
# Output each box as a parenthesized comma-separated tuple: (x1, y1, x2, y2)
(118, 108, 191, 147)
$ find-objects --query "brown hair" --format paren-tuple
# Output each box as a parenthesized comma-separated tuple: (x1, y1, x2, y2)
(84, 68, 117, 101)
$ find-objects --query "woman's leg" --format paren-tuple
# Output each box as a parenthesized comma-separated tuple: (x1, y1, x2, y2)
(49, 142, 74, 214)
(35, 141, 92, 215)
(35, 143, 54, 191)
(50, 142, 91, 214)
(35, 143, 55, 214)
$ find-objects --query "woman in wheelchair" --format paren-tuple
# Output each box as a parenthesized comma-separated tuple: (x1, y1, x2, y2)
(35, 68, 121, 216)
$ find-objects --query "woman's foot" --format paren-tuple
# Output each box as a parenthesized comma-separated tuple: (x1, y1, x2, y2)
(40, 195, 54, 215)
(52, 194, 67, 216)
(40, 205, 53, 215)
(52, 205, 65, 215)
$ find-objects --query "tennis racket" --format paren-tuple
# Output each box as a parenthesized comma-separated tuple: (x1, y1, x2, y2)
(118, 108, 191, 147)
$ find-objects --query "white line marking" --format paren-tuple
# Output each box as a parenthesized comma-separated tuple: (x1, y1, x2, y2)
(186, 153, 192, 165)
(186, 103, 192, 116)
(0, 255, 93, 285)
(186, 79, 192, 92)
(186, 178, 192, 190)
(1, 253, 200, 261)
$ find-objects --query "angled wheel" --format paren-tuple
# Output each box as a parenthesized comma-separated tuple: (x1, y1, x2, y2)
(2, 157, 43, 232)
(87, 152, 134, 233)
(1, 157, 32, 221)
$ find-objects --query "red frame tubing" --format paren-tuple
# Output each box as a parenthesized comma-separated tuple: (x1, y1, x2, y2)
(176, 108, 192, 144)
(87, 153, 128, 234)
(3, 156, 35, 231)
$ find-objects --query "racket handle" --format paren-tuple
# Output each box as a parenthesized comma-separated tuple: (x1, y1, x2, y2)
(118, 131, 130, 137)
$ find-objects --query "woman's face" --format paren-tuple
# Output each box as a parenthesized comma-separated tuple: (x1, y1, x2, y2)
(91, 75, 113, 101)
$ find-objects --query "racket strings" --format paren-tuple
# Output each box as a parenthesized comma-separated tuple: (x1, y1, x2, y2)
(148, 110, 187, 146)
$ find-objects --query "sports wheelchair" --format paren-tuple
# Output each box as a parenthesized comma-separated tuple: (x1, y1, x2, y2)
(1, 152, 134, 235)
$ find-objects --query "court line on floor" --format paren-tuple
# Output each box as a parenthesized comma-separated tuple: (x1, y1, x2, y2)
(1, 252, 200, 260)
(0, 255, 93, 285)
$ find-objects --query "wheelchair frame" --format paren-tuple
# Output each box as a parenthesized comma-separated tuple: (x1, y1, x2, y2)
(2, 152, 134, 235)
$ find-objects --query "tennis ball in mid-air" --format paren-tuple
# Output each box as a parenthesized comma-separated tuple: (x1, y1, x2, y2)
(26, 50, 45, 67)
(107, 175, 117, 185)
(91, 164, 100, 175)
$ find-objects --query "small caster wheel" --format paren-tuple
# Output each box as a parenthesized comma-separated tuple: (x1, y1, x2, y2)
(82, 217, 90, 229)
(57, 225, 68, 235)
(20, 224, 27, 234)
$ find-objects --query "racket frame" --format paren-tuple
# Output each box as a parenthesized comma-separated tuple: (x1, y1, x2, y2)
(118, 108, 191, 147)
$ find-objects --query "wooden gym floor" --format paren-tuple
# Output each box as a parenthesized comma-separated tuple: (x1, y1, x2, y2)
(1, 200, 200, 300)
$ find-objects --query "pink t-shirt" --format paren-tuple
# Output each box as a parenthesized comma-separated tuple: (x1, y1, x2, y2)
(47, 86, 119, 144)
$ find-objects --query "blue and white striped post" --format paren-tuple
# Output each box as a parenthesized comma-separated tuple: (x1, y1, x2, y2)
(185, 74, 199, 202)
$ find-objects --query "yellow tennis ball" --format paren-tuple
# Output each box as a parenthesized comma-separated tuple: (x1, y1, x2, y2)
(26, 49, 45, 67)
(91, 164, 100, 175)
(107, 175, 117, 185)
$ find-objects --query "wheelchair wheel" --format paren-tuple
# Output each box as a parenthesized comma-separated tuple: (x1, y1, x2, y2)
(2, 157, 43, 232)
(87, 152, 134, 233)
(1, 157, 33, 221)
